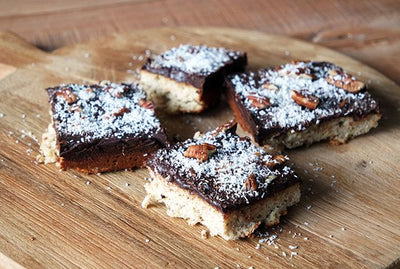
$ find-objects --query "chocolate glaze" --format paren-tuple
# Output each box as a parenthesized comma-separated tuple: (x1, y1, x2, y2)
(225, 61, 381, 143)
(147, 123, 300, 213)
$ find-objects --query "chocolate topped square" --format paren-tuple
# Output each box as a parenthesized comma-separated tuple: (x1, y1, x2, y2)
(140, 44, 247, 113)
(226, 61, 381, 148)
(143, 122, 300, 240)
(39, 81, 167, 173)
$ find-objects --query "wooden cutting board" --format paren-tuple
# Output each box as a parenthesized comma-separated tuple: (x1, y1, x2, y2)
(0, 27, 399, 269)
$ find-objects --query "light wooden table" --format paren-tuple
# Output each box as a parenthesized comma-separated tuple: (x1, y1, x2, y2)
(0, 1, 400, 268)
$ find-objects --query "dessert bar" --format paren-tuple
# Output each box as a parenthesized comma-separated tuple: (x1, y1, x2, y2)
(143, 121, 300, 240)
(226, 61, 381, 148)
(140, 44, 247, 113)
(38, 81, 167, 173)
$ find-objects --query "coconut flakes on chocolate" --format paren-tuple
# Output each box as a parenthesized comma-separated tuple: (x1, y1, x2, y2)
(226, 61, 381, 147)
(49, 81, 163, 143)
(147, 125, 299, 212)
(149, 44, 243, 76)
(230, 61, 378, 131)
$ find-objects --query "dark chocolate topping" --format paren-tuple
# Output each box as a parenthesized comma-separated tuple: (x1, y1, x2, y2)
(226, 61, 380, 140)
(47, 81, 167, 158)
(147, 123, 300, 213)
(142, 44, 247, 88)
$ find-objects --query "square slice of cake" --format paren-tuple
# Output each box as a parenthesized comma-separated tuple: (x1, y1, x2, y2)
(143, 121, 300, 240)
(225, 61, 381, 148)
(38, 81, 168, 173)
(140, 44, 247, 113)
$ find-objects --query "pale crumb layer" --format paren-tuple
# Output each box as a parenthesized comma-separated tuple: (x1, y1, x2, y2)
(263, 114, 381, 149)
(38, 123, 59, 164)
(143, 170, 301, 240)
(140, 70, 205, 113)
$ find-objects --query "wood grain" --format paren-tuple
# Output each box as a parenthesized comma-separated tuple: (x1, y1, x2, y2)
(0, 0, 399, 86)
(0, 27, 399, 268)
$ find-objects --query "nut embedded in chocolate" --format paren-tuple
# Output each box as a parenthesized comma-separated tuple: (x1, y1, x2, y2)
(55, 88, 78, 104)
(290, 90, 319, 110)
(245, 173, 258, 191)
(326, 69, 365, 93)
(138, 99, 155, 110)
(113, 107, 131, 117)
(184, 143, 216, 162)
(246, 95, 270, 109)
(265, 154, 287, 168)
(263, 82, 279, 91)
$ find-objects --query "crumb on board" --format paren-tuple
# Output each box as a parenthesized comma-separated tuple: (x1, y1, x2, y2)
(201, 229, 209, 239)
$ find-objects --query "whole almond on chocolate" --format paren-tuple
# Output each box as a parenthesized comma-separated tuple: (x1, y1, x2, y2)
(246, 95, 270, 109)
(138, 99, 155, 110)
(56, 88, 78, 104)
(184, 143, 216, 162)
(290, 90, 319, 110)
(326, 69, 365, 93)
(245, 173, 258, 191)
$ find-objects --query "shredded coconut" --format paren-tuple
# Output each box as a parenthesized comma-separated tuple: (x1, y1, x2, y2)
(228, 61, 378, 131)
(149, 44, 242, 76)
(49, 81, 162, 144)
(149, 127, 298, 209)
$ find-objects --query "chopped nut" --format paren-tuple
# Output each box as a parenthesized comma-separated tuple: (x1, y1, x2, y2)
(246, 95, 270, 109)
(339, 99, 346, 108)
(327, 69, 339, 77)
(265, 154, 287, 168)
(245, 173, 258, 191)
(263, 82, 279, 91)
(297, 72, 316, 80)
(213, 120, 237, 136)
(290, 90, 319, 110)
(201, 229, 209, 239)
(273, 154, 287, 164)
(279, 64, 316, 80)
(184, 143, 216, 162)
(138, 99, 155, 110)
(113, 107, 130, 117)
(326, 69, 365, 93)
(105, 85, 128, 97)
(56, 88, 78, 104)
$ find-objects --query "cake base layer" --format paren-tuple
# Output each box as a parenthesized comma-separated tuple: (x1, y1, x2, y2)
(38, 124, 159, 174)
(262, 114, 382, 149)
(143, 170, 301, 240)
(140, 70, 207, 113)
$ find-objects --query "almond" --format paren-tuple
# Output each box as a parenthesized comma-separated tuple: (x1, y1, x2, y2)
(184, 143, 216, 162)
(212, 120, 237, 136)
(138, 99, 155, 110)
(263, 82, 279, 91)
(326, 69, 365, 93)
(246, 95, 270, 109)
(297, 73, 316, 80)
(290, 90, 319, 110)
(273, 154, 287, 164)
(245, 174, 258, 191)
(113, 107, 130, 117)
(265, 154, 287, 168)
(339, 99, 346, 108)
(105, 85, 129, 98)
(56, 88, 78, 104)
